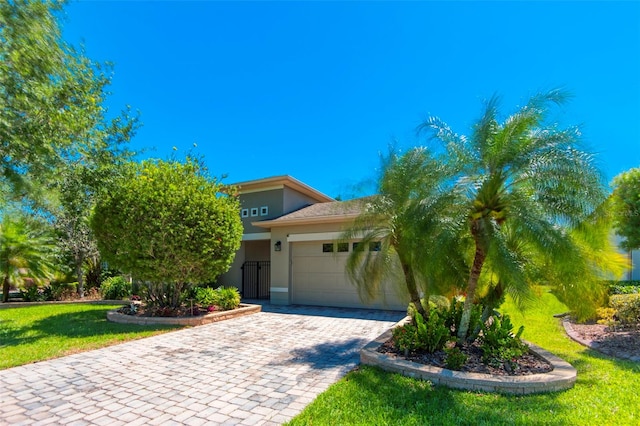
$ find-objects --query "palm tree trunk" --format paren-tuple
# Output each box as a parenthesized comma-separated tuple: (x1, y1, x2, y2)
(457, 238, 487, 341)
(2, 276, 9, 303)
(401, 261, 428, 319)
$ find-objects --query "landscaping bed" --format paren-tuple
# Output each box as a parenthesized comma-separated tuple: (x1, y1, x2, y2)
(107, 303, 261, 326)
(377, 338, 553, 376)
(563, 319, 640, 362)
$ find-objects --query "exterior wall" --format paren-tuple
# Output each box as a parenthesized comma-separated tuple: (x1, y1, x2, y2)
(269, 227, 290, 305)
(239, 189, 284, 234)
(283, 187, 321, 215)
(245, 240, 270, 261)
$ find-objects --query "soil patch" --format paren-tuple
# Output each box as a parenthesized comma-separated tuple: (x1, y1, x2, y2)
(564, 320, 640, 362)
(377, 339, 553, 376)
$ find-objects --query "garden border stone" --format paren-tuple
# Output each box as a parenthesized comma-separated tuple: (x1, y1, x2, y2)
(106, 303, 261, 326)
(0, 300, 128, 309)
(360, 317, 577, 394)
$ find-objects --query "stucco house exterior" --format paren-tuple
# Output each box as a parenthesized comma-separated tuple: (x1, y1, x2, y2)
(217, 175, 407, 310)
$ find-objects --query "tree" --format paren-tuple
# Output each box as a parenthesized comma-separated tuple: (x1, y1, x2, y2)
(1, 215, 56, 302)
(612, 168, 640, 251)
(342, 147, 467, 318)
(91, 158, 243, 309)
(420, 90, 612, 340)
(0, 0, 137, 204)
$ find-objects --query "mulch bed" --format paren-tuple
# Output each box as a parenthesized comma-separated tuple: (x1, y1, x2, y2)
(377, 339, 553, 376)
(566, 320, 640, 360)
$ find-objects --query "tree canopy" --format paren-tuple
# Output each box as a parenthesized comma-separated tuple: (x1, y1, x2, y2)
(91, 158, 243, 306)
(612, 167, 640, 251)
(0, 0, 137, 204)
(416, 90, 623, 333)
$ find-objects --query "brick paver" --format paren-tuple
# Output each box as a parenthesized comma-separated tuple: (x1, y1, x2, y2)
(0, 305, 403, 425)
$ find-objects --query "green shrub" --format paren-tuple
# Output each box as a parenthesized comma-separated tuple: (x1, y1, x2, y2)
(215, 286, 241, 311)
(39, 282, 77, 301)
(392, 310, 450, 354)
(100, 276, 131, 300)
(194, 287, 218, 307)
(479, 313, 527, 367)
(443, 298, 483, 341)
(192, 286, 240, 311)
(445, 346, 468, 370)
(609, 294, 640, 326)
(19, 286, 44, 302)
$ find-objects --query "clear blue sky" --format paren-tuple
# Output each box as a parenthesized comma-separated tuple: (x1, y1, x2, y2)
(62, 1, 640, 199)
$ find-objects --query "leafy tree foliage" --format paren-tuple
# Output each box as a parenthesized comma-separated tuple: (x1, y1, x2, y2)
(612, 167, 640, 251)
(1, 215, 56, 302)
(91, 158, 243, 308)
(342, 147, 467, 318)
(1, 0, 138, 295)
(420, 90, 617, 338)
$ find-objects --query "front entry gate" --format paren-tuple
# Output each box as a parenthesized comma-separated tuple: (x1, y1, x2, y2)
(242, 261, 270, 299)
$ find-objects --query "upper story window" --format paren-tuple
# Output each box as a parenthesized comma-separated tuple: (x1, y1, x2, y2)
(260, 206, 269, 216)
(250, 208, 259, 217)
(241, 209, 249, 218)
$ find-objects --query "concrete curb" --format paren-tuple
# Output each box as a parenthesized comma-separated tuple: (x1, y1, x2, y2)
(106, 303, 261, 326)
(0, 300, 128, 309)
(361, 317, 577, 394)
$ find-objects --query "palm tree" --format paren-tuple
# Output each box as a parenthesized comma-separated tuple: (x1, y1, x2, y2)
(420, 90, 610, 340)
(1, 216, 56, 302)
(342, 147, 466, 318)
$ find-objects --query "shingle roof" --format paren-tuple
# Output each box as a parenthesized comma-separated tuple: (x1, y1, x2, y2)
(253, 197, 372, 228)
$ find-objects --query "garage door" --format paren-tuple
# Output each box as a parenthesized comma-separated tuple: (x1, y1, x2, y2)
(291, 241, 407, 310)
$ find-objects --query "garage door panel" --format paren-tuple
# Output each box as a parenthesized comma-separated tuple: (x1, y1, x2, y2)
(291, 241, 406, 310)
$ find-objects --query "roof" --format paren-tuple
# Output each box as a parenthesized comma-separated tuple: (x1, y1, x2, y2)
(253, 197, 371, 228)
(232, 175, 334, 203)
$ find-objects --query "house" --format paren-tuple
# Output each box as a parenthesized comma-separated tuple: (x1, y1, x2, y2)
(217, 175, 407, 310)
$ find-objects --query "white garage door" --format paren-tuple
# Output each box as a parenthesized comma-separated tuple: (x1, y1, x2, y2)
(291, 241, 407, 310)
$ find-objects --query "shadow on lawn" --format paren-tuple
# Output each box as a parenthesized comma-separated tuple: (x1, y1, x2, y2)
(0, 307, 177, 348)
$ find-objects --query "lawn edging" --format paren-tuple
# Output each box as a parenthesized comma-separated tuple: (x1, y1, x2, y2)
(0, 300, 128, 309)
(107, 303, 261, 326)
(360, 317, 577, 394)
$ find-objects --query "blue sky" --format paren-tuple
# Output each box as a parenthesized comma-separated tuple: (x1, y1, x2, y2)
(62, 1, 640, 199)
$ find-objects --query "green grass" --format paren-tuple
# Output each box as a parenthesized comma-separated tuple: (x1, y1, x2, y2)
(0, 303, 180, 369)
(287, 289, 640, 426)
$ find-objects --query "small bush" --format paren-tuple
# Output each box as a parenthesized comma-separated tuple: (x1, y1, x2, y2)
(215, 286, 241, 311)
(606, 280, 640, 295)
(392, 310, 450, 354)
(445, 346, 468, 370)
(41, 282, 77, 301)
(19, 286, 44, 302)
(609, 294, 640, 326)
(194, 287, 218, 307)
(479, 313, 528, 367)
(192, 286, 240, 311)
(100, 276, 131, 300)
(442, 298, 483, 341)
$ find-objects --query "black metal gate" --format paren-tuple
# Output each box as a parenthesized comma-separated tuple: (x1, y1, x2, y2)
(242, 261, 270, 299)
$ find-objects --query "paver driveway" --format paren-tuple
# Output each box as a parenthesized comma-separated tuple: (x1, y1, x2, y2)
(0, 304, 403, 425)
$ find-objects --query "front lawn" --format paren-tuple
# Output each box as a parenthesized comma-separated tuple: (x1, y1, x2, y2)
(0, 303, 181, 370)
(287, 289, 640, 425)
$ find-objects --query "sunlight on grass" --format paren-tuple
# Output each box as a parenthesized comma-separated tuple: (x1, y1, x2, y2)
(0, 304, 180, 370)
(287, 288, 640, 426)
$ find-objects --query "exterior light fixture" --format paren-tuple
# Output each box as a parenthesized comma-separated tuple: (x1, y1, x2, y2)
(274, 241, 282, 252)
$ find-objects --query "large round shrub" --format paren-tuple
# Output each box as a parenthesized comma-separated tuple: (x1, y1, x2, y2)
(91, 158, 243, 308)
